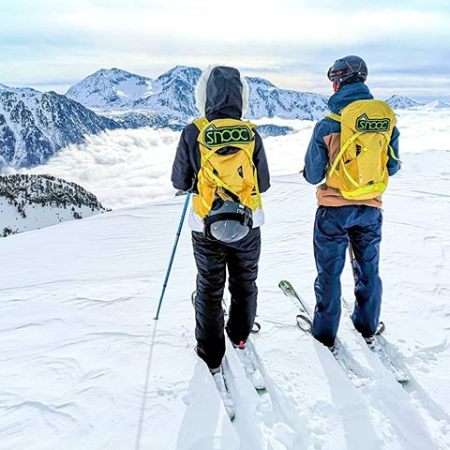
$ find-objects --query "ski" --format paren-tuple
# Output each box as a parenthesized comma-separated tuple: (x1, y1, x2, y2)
(231, 339, 266, 393)
(219, 297, 266, 392)
(342, 297, 409, 385)
(211, 362, 236, 421)
(192, 291, 265, 392)
(278, 280, 370, 386)
(190, 292, 236, 421)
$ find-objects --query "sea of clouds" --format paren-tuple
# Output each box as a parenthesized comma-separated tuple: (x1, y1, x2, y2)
(23, 109, 450, 209)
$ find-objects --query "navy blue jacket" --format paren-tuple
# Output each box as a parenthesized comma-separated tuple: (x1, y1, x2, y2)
(304, 82, 401, 185)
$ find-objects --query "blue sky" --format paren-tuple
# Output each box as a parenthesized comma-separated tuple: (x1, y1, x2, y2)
(1, 0, 449, 100)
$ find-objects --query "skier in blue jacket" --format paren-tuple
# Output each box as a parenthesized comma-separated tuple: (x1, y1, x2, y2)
(304, 55, 401, 349)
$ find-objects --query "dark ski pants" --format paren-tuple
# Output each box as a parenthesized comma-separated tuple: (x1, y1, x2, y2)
(311, 206, 383, 347)
(192, 228, 261, 369)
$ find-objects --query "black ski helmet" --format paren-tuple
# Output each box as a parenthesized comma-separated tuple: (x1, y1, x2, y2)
(327, 55, 368, 85)
(204, 200, 253, 243)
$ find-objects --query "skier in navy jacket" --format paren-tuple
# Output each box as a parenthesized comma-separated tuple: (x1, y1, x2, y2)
(304, 55, 401, 349)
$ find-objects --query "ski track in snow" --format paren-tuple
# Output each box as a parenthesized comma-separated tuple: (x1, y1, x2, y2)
(1, 143, 450, 446)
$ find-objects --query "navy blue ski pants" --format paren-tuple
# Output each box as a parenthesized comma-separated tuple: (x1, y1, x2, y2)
(311, 206, 383, 347)
(192, 228, 261, 369)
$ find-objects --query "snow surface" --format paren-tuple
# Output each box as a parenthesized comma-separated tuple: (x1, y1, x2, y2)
(2, 112, 450, 449)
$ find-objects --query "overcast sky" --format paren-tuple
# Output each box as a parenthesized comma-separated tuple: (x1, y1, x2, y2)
(1, 0, 449, 100)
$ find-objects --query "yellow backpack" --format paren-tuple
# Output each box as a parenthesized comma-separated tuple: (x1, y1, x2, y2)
(192, 117, 262, 218)
(326, 99, 398, 200)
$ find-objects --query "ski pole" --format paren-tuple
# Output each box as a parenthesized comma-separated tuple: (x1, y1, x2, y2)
(154, 192, 191, 320)
(348, 240, 357, 283)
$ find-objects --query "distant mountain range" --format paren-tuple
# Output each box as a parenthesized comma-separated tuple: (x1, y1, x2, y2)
(1, 66, 448, 168)
(0, 84, 119, 168)
(385, 95, 424, 110)
(66, 66, 330, 121)
(0, 174, 107, 237)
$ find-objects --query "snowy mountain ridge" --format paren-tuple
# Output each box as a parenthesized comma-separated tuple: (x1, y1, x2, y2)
(69, 66, 448, 121)
(423, 99, 450, 109)
(0, 173, 107, 237)
(66, 68, 153, 109)
(0, 85, 119, 168)
(66, 65, 330, 121)
(385, 94, 423, 110)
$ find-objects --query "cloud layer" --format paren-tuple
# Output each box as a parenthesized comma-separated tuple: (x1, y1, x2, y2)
(22, 109, 450, 209)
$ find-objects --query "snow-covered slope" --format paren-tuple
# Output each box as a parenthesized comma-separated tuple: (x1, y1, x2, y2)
(66, 68, 153, 109)
(385, 95, 423, 110)
(0, 174, 107, 236)
(1, 150, 449, 449)
(66, 66, 329, 121)
(0, 84, 119, 168)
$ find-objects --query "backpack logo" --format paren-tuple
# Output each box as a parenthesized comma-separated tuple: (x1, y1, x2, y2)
(356, 114, 391, 132)
(204, 124, 253, 147)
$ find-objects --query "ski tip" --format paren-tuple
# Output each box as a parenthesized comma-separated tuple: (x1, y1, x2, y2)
(376, 321, 386, 336)
(296, 314, 312, 333)
(278, 280, 294, 292)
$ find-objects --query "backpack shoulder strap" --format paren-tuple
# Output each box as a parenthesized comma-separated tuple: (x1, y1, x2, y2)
(326, 113, 341, 122)
(193, 117, 255, 131)
(193, 116, 209, 132)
